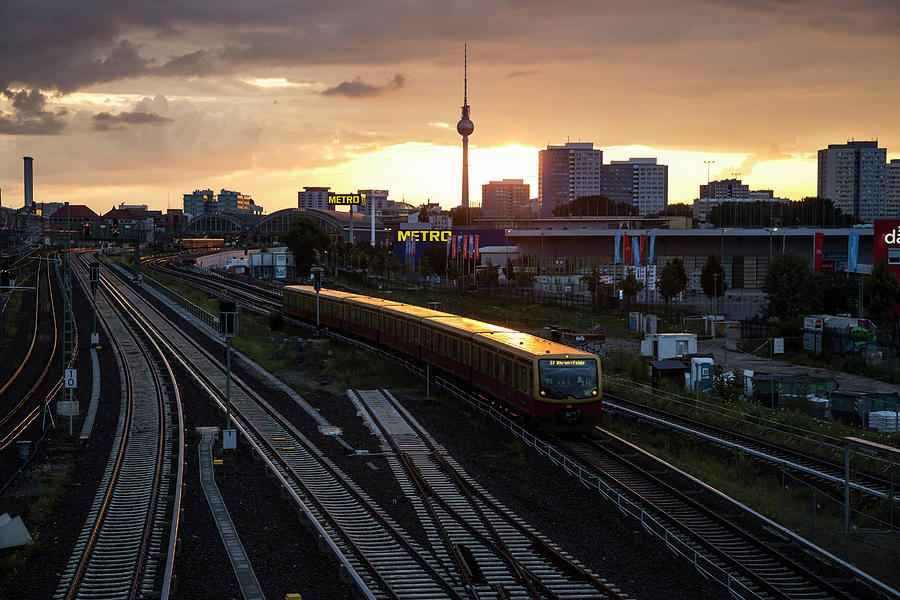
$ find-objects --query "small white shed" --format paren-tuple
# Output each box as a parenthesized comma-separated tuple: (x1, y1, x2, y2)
(640, 333, 698, 360)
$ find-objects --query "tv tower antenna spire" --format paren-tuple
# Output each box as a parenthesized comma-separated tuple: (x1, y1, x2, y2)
(457, 44, 474, 224)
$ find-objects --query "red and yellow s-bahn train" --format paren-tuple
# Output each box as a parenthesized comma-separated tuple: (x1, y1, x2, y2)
(283, 286, 602, 432)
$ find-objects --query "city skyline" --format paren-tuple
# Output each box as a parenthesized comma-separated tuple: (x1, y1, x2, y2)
(0, 1, 898, 214)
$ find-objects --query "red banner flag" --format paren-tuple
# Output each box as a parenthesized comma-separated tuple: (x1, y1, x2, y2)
(813, 232, 824, 271)
(474, 235, 480, 260)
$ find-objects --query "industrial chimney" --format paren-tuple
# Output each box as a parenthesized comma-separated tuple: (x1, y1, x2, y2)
(23, 156, 34, 208)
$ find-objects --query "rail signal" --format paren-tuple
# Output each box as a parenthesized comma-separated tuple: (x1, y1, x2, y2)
(82, 219, 91, 238)
(219, 299, 237, 448)
(219, 300, 237, 338)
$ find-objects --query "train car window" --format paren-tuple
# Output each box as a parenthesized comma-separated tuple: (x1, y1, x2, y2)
(473, 347, 480, 371)
(500, 358, 512, 385)
(450, 337, 458, 360)
(519, 365, 527, 392)
(463, 343, 469, 366)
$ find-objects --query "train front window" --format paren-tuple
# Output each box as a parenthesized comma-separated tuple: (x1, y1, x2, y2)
(538, 358, 598, 399)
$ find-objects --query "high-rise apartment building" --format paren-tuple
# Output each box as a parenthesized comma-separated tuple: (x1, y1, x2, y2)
(298, 186, 333, 210)
(183, 188, 261, 219)
(481, 179, 530, 219)
(817, 141, 887, 223)
(539, 142, 602, 217)
(601, 158, 668, 216)
(183, 189, 215, 219)
(699, 178, 750, 200)
(887, 159, 900, 219)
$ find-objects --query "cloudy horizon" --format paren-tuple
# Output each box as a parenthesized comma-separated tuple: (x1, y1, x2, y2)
(1, 0, 897, 213)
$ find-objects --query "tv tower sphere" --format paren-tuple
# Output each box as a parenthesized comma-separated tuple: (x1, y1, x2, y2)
(457, 117, 474, 136)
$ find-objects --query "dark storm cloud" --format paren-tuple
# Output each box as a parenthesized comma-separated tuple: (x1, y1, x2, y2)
(91, 110, 173, 131)
(0, 88, 67, 135)
(321, 74, 407, 98)
(1, 1, 897, 95)
(506, 70, 538, 78)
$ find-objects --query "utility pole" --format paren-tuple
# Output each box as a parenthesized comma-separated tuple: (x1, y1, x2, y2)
(703, 160, 715, 224)
(219, 300, 237, 450)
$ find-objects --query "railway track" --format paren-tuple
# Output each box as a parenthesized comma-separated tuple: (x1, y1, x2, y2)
(604, 393, 900, 503)
(102, 260, 465, 598)
(350, 388, 628, 599)
(133, 255, 895, 598)
(0, 257, 61, 452)
(558, 432, 865, 600)
(54, 257, 182, 600)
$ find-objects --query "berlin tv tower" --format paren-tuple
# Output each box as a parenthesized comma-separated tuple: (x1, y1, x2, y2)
(457, 45, 474, 226)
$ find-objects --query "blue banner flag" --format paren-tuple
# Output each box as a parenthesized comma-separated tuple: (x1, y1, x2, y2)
(649, 234, 656, 264)
(614, 233, 622, 264)
(632, 237, 641, 265)
(848, 231, 859, 272)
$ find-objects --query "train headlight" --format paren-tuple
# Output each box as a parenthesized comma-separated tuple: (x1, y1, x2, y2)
(539, 390, 546, 396)
(591, 389, 598, 396)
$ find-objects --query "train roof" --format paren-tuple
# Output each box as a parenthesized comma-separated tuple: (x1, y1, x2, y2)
(379, 303, 447, 319)
(475, 330, 598, 360)
(423, 315, 516, 335)
(285, 285, 361, 300)
(344, 296, 404, 310)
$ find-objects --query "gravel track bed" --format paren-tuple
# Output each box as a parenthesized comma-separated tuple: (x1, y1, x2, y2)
(126, 274, 723, 599)
(4, 266, 725, 599)
(0, 273, 122, 599)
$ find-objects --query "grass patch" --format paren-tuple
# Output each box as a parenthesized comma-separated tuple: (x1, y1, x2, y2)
(0, 459, 74, 594)
(334, 275, 640, 336)
(603, 417, 899, 580)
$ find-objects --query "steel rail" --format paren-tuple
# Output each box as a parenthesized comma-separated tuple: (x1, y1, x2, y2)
(604, 395, 898, 501)
(563, 435, 852, 600)
(56, 258, 179, 600)
(0, 259, 61, 450)
(102, 262, 463, 599)
(0, 259, 40, 397)
(356, 388, 628, 599)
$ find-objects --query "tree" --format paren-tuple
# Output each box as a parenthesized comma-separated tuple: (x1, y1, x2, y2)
(419, 255, 435, 278)
(762, 252, 815, 320)
(449, 206, 482, 226)
(811, 271, 857, 316)
(864, 260, 900, 323)
(581, 267, 613, 307)
(552, 195, 637, 217)
(700, 254, 726, 303)
(620, 268, 644, 309)
(420, 244, 448, 277)
(658, 257, 688, 305)
(281, 216, 330, 277)
(478, 259, 499, 287)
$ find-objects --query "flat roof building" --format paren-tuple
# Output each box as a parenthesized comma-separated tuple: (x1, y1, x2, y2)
(298, 186, 333, 211)
(602, 158, 668, 216)
(539, 142, 602, 218)
(818, 141, 887, 223)
(482, 179, 530, 220)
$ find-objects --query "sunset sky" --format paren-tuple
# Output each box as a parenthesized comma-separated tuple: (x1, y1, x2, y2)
(1, 1, 898, 214)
